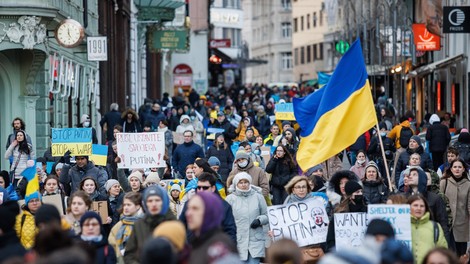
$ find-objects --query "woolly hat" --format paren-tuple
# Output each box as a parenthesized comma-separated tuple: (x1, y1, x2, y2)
(233, 172, 252, 186)
(208, 156, 221, 167)
(144, 171, 161, 187)
(306, 164, 323, 176)
(79, 211, 102, 229)
(364, 161, 381, 177)
(142, 185, 169, 216)
(153, 221, 187, 252)
(235, 151, 250, 161)
(379, 122, 387, 130)
(80, 114, 90, 124)
(196, 192, 224, 234)
(35, 204, 61, 227)
(345, 181, 363, 196)
(199, 95, 207, 100)
(215, 132, 224, 139)
(245, 127, 254, 133)
(217, 111, 225, 116)
(55, 163, 64, 170)
(462, 128, 469, 133)
(281, 121, 291, 128)
(366, 219, 395, 239)
(410, 135, 422, 147)
(285, 127, 296, 136)
(170, 183, 182, 192)
(105, 179, 120, 193)
(128, 170, 144, 183)
(0, 201, 20, 232)
(141, 237, 176, 264)
(25, 191, 41, 206)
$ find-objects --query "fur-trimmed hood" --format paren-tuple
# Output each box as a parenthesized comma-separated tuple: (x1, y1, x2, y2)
(326, 170, 360, 206)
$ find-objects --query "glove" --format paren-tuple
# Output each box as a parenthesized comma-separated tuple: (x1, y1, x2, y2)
(250, 219, 261, 229)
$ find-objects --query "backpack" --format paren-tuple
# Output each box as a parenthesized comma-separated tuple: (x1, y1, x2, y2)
(399, 126, 413, 148)
(453, 142, 470, 165)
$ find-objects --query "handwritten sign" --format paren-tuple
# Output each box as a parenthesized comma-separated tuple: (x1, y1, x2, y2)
(91, 201, 108, 222)
(116, 132, 165, 169)
(172, 132, 184, 145)
(260, 146, 272, 164)
(334, 213, 368, 251)
(42, 194, 65, 215)
(89, 144, 108, 166)
(368, 204, 412, 249)
(275, 103, 296, 121)
(51, 128, 92, 156)
(268, 198, 329, 247)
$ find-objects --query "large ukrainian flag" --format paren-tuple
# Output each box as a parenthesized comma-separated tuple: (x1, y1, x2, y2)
(293, 40, 377, 171)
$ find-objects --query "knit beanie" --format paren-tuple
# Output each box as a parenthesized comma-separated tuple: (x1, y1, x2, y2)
(141, 237, 176, 264)
(208, 156, 221, 167)
(0, 201, 20, 232)
(144, 172, 160, 187)
(410, 135, 422, 147)
(153, 221, 187, 252)
(364, 161, 381, 178)
(25, 191, 41, 206)
(234, 151, 250, 161)
(233, 172, 252, 186)
(55, 163, 64, 170)
(366, 219, 395, 239)
(306, 164, 323, 176)
(170, 183, 182, 192)
(345, 181, 363, 196)
(128, 170, 144, 183)
(285, 127, 296, 136)
(196, 192, 223, 234)
(105, 179, 120, 193)
(79, 211, 102, 229)
(35, 204, 61, 227)
(142, 185, 169, 216)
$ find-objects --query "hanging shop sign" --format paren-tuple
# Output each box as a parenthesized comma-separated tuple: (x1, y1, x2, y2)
(443, 6, 470, 33)
(152, 29, 188, 50)
(412, 24, 441, 51)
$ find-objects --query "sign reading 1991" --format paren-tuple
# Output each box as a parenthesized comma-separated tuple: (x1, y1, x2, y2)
(87, 36, 108, 61)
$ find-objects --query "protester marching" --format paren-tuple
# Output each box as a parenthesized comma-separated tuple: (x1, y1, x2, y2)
(2, 39, 469, 264)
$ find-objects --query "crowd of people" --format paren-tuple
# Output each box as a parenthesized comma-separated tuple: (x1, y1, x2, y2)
(0, 84, 469, 264)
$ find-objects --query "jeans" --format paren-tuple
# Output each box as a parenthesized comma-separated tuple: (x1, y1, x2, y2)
(271, 186, 287, 205)
(244, 253, 260, 264)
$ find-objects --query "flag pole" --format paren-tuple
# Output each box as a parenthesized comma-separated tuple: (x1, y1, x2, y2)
(375, 122, 393, 192)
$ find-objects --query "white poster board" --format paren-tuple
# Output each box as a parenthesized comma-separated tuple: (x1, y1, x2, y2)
(116, 132, 166, 169)
(268, 198, 329, 247)
(334, 212, 368, 251)
(368, 204, 412, 249)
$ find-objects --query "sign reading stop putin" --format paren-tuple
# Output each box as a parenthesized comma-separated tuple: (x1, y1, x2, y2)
(412, 24, 441, 51)
(210, 39, 231, 48)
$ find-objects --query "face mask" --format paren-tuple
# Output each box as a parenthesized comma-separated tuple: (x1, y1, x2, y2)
(240, 90, 245, 95)
(357, 159, 366, 165)
(83, 121, 90, 127)
(380, 132, 387, 137)
(353, 195, 364, 205)
(238, 160, 248, 168)
(254, 149, 261, 155)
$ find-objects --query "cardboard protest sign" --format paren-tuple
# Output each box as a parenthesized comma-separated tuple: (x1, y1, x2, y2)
(51, 128, 92, 156)
(260, 146, 272, 164)
(268, 198, 329, 247)
(275, 103, 296, 121)
(91, 201, 108, 222)
(172, 132, 184, 145)
(89, 144, 108, 166)
(116, 132, 166, 169)
(368, 204, 412, 249)
(334, 212, 368, 251)
(42, 194, 65, 215)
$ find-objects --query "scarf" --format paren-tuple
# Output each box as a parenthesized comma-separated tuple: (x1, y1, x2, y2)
(115, 215, 142, 252)
(287, 193, 309, 203)
(81, 234, 103, 242)
(158, 127, 168, 133)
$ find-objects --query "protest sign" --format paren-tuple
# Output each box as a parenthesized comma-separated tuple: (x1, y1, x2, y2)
(260, 146, 272, 164)
(42, 194, 65, 215)
(368, 204, 412, 249)
(172, 132, 184, 145)
(51, 128, 92, 156)
(91, 201, 108, 222)
(334, 212, 368, 251)
(275, 103, 296, 121)
(89, 144, 108, 166)
(116, 132, 166, 169)
(268, 198, 329, 247)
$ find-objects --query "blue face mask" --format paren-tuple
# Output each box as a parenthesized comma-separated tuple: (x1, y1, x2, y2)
(380, 132, 387, 137)
(254, 149, 261, 155)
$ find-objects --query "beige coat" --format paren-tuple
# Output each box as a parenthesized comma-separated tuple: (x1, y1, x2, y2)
(440, 177, 470, 242)
(227, 161, 269, 196)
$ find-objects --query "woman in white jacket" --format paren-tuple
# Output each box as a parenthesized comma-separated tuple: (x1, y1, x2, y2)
(226, 172, 268, 264)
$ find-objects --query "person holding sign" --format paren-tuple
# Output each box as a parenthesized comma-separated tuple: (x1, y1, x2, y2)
(226, 172, 268, 263)
(408, 194, 447, 264)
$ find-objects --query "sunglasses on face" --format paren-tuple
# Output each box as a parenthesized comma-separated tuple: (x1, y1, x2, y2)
(197, 186, 211, 190)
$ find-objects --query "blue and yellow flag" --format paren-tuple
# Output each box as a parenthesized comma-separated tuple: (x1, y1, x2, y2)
(21, 163, 41, 204)
(293, 40, 377, 171)
(317, 72, 332, 87)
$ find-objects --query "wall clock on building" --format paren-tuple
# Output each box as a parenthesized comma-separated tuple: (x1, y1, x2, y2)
(55, 19, 85, 48)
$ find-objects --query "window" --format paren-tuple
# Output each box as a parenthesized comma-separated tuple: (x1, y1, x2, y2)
(313, 44, 317, 60)
(307, 45, 311, 63)
(294, 18, 298, 32)
(281, 0, 291, 9)
(307, 14, 310, 29)
(301, 16, 304, 31)
(320, 11, 323, 26)
(319, 43, 324, 60)
(281, 52, 293, 69)
(300, 47, 305, 64)
(281, 22, 292, 38)
(294, 48, 298, 65)
(313, 12, 317, 27)
(223, 0, 241, 8)
(222, 28, 241, 47)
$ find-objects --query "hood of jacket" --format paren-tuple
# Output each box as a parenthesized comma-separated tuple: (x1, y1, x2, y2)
(429, 114, 440, 125)
(327, 170, 359, 195)
(458, 132, 470, 144)
(179, 114, 191, 124)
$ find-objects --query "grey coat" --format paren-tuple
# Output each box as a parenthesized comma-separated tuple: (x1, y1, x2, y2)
(60, 162, 108, 195)
(225, 185, 268, 260)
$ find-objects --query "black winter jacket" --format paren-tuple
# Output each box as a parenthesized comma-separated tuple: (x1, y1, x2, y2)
(362, 180, 388, 204)
(266, 156, 296, 188)
(395, 145, 433, 185)
(426, 123, 451, 152)
(206, 145, 234, 182)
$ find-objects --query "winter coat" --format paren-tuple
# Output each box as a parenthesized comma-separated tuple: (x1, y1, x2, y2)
(81, 237, 117, 264)
(158, 127, 173, 161)
(228, 160, 270, 196)
(440, 176, 470, 242)
(122, 119, 141, 133)
(108, 192, 124, 226)
(176, 115, 195, 134)
(225, 186, 268, 260)
(61, 162, 108, 196)
(395, 146, 433, 185)
(453, 135, 470, 165)
(210, 119, 237, 143)
(169, 197, 184, 218)
(189, 228, 238, 264)
(326, 171, 359, 207)
(172, 141, 205, 177)
(411, 212, 447, 264)
(124, 211, 176, 264)
(362, 180, 388, 204)
(14, 209, 37, 249)
(350, 161, 368, 180)
(206, 145, 234, 181)
(144, 110, 166, 130)
(388, 120, 415, 149)
(0, 231, 26, 262)
(368, 134, 395, 161)
(108, 212, 143, 263)
(5, 144, 35, 179)
(266, 156, 296, 188)
(6, 132, 32, 150)
(426, 122, 451, 152)
(254, 114, 271, 137)
(100, 109, 122, 141)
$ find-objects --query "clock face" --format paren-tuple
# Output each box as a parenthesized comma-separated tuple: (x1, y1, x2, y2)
(55, 19, 84, 48)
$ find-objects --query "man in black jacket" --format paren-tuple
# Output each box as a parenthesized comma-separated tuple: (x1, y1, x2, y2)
(211, 111, 237, 145)
(99, 103, 121, 143)
(426, 113, 451, 170)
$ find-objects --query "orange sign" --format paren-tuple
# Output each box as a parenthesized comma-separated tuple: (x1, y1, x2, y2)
(412, 24, 441, 51)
